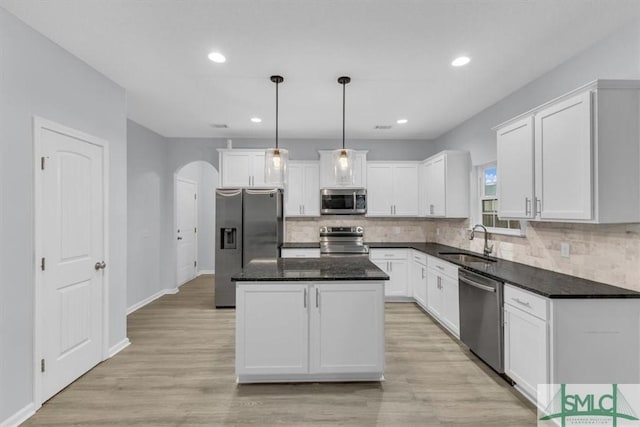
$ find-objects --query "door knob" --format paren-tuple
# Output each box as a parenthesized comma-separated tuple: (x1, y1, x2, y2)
(177, 237, 183, 240)
(94, 261, 106, 270)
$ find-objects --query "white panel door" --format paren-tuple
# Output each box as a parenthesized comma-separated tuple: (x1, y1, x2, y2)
(535, 91, 593, 220)
(221, 152, 251, 187)
(366, 164, 393, 216)
(40, 126, 105, 402)
(176, 177, 197, 285)
(310, 284, 384, 374)
(285, 163, 304, 216)
(302, 163, 320, 216)
(251, 152, 267, 187)
(392, 164, 419, 216)
(425, 157, 446, 217)
(236, 284, 309, 375)
(497, 117, 535, 219)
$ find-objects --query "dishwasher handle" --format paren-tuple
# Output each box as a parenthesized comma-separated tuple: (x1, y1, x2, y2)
(460, 276, 496, 293)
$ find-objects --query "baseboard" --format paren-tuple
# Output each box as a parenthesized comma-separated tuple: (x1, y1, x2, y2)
(0, 402, 35, 427)
(108, 338, 131, 358)
(165, 287, 179, 294)
(127, 288, 174, 315)
(198, 269, 214, 276)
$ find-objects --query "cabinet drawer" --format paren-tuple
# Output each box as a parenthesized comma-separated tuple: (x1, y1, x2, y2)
(281, 248, 321, 258)
(427, 256, 458, 278)
(369, 248, 408, 260)
(504, 284, 548, 320)
(412, 250, 427, 265)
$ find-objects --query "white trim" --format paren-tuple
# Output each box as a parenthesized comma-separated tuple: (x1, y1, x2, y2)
(0, 403, 36, 427)
(165, 287, 179, 294)
(126, 289, 172, 315)
(198, 269, 215, 275)
(107, 338, 131, 358)
(33, 116, 111, 410)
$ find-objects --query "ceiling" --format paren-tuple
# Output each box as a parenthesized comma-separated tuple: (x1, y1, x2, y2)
(1, 0, 639, 140)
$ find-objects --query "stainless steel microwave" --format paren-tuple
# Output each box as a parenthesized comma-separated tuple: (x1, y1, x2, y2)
(320, 188, 367, 215)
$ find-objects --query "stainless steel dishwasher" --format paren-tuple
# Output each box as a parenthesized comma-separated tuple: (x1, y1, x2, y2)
(458, 269, 504, 373)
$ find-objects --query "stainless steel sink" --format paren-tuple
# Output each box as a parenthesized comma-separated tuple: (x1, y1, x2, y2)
(438, 251, 497, 264)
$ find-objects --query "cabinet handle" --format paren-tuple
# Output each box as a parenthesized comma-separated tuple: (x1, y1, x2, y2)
(512, 297, 532, 308)
(304, 288, 307, 308)
(393, 205, 396, 215)
(535, 197, 541, 216)
(315, 288, 319, 308)
(421, 267, 425, 279)
(390, 205, 393, 215)
(525, 197, 531, 216)
(390, 262, 392, 273)
(436, 265, 444, 271)
(249, 176, 251, 186)
(437, 276, 441, 289)
(302, 205, 305, 215)
(430, 204, 434, 215)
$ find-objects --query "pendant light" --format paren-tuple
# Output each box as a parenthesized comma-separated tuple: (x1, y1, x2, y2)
(265, 75, 288, 186)
(333, 76, 353, 185)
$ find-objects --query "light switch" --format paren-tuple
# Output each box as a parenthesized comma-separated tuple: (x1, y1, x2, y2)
(560, 242, 570, 258)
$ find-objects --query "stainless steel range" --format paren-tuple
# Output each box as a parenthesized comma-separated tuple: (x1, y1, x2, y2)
(319, 226, 369, 257)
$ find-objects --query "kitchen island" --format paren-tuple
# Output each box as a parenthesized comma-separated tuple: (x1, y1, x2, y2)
(231, 257, 389, 384)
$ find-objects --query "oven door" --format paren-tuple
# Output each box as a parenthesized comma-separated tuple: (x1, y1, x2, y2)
(320, 189, 366, 215)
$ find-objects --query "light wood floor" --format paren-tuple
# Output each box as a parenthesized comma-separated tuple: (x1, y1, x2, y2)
(25, 275, 536, 426)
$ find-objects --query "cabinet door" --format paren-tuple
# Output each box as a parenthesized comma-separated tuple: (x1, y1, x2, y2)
(221, 152, 251, 187)
(302, 164, 320, 216)
(535, 91, 593, 220)
(504, 304, 548, 400)
(351, 152, 367, 188)
(367, 164, 393, 216)
(392, 165, 419, 216)
(387, 259, 408, 297)
(285, 164, 304, 216)
(425, 157, 446, 216)
(497, 117, 535, 219)
(412, 262, 428, 308)
(251, 152, 267, 187)
(440, 274, 459, 337)
(236, 284, 309, 375)
(310, 283, 384, 374)
(426, 269, 442, 317)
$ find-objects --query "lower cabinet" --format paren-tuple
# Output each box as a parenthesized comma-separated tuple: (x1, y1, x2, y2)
(236, 282, 385, 382)
(426, 256, 460, 337)
(410, 251, 428, 309)
(369, 249, 409, 299)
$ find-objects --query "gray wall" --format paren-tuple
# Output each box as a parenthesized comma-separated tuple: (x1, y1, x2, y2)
(0, 7, 128, 423)
(432, 19, 640, 165)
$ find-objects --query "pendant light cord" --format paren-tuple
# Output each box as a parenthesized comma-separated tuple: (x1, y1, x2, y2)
(275, 79, 279, 150)
(342, 81, 345, 150)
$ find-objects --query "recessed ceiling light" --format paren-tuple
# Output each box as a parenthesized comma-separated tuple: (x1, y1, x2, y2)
(451, 56, 471, 67)
(208, 52, 226, 63)
(396, 119, 408, 124)
(251, 117, 262, 123)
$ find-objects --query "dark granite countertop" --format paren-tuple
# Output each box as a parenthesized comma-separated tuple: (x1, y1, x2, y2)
(281, 242, 321, 249)
(231, 257, 389, 282)
(279, 241, 640, 298)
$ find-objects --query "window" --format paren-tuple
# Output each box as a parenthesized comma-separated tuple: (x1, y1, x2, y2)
(477, 162, 524, 236)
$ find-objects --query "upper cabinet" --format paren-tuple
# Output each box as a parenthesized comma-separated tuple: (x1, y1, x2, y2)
(218, 149, 270, 188)
(285, 161, 320, 217)
(495, 80, 640, 223)
(420, 151, 470, 218)
(318, 150, 367, 188)
(367, 162, 419, 217)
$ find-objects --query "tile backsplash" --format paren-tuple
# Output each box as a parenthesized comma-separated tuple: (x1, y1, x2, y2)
(286, 217, 640, 292)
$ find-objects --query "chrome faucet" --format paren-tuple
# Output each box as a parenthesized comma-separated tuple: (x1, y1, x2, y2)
(470, 224, 493, 256)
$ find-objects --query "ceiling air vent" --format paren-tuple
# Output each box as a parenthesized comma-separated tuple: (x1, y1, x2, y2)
(210, 123, 228, 129)
(374, 125, 392, 130)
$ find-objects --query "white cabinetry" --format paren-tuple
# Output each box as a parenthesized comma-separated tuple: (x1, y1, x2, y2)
(420, 151, 470, 218)
(503, 284, 640, 405)
(285, 161, 320, 217)
(410, 250, 428, 309)
(369, 249, 409, 300)
(318, 150, 367, 188)
(218, 149, 269, 188)
(426, 256, 459, 337)
(495, 80, 640, 223)
(366, 162, 419, 217)
(280, 248, 321, 258)
(236, 281, 385, 382)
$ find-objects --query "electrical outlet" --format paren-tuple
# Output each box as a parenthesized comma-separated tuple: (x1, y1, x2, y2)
(560, 242, 570, 258)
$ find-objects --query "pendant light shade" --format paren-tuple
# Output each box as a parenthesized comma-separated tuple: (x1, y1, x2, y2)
(333, 76, 353, 185)
(265, 75, 288, 186)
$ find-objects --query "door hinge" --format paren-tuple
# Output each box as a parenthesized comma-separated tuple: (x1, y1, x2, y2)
(41, 157, 46, 170)
(194, 227, 197, 233)
(41, 358, 45, 373)
(41, 257, 45, 271)
(194, 260, 197, 267)
(194, 193, 197, 200)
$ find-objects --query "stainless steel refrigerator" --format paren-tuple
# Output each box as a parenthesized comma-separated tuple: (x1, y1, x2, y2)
(215, 188, 283, 307)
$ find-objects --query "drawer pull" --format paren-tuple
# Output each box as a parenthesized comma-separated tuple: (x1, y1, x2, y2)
(436, 265, 444, 270)
(512, 297, 532, 308)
